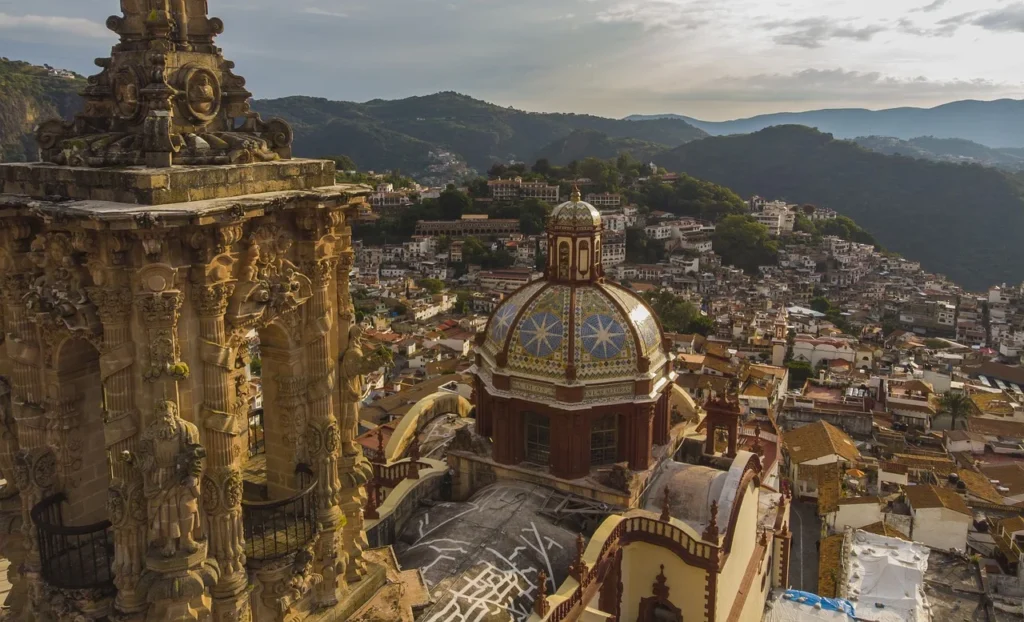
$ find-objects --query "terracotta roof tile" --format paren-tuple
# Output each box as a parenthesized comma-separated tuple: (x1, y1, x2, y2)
(859, 522, 909, 540)
(818, 534, 845, 598)
(958, 469, 1003, 505)
(904, 484, 971, 516)
(784, 421, 861, 464)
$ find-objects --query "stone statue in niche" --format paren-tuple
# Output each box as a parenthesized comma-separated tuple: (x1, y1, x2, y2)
(113, 69, 140, 119)
(133, 400, 206, 557)
(184, 68, 220, 122)
(340, 326, 393, 457)
(189, 73, 216, 114)
(558, 241, 570, 280)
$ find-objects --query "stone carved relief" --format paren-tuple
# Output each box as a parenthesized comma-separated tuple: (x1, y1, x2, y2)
(227, 227, 313, 332)
(43, 585, 114, 622)
(112, 66, 142, 120)
(254, 536, 323, 621)
(131, 401, 206, 558)
(137, 289, 188, 383)
(24, 233, 101, 351)
(182, 66, 221, 123)
(107, 470, 147, 596)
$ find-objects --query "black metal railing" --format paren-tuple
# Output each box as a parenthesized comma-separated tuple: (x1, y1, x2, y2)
(248, 408, 265, 457)
(31, 493, 114, 590)
(242, 464, 318, 562)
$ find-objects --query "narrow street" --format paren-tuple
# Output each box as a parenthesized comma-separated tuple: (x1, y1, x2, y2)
(789, 501, 822, 593)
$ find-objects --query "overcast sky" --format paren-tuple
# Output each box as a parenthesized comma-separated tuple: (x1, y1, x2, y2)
(2, 0, 1023, 120)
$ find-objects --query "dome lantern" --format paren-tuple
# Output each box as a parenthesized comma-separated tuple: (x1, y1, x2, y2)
(547, 186, 603, 284)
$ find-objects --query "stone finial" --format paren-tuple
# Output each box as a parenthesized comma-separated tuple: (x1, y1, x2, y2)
(37, 0, 293, 167)
(752, 422, 764, 457)
(660, 487, 672, 523)
(534, 569, 550, 617)
(759, 529, 769, 547)
(569, 533, 588, 583)
(652, 564, 670, 601)
(374, 427, 386, 464)
(703, 500, 720, 542)
(364, 478, 379, 520)
(407, 437, 421, 480)
(570, 185, 582, 203)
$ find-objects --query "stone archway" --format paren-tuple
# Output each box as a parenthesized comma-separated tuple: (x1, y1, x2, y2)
(50, 336, 108, 524)
(384, 391, 474, 462)
(255, 321, 308, 499)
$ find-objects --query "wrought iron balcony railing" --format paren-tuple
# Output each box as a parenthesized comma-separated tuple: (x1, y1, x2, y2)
(31, 493, 114, 591)
(242, 464, 318, 562)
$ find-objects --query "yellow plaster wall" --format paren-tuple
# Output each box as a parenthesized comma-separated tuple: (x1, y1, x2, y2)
(384, 391, 472, 462)
(619, 541, 709, 622)
(715, 482, 760, 622)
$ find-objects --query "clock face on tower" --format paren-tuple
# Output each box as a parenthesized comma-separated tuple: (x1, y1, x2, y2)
(519, 312, 565, 358)
(581, 314, 627, 360)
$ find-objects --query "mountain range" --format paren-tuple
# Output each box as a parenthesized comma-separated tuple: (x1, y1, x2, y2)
(250, 93, 707, 173)
(626, 99, 1024, 149)
(2, 57, 1023, 288)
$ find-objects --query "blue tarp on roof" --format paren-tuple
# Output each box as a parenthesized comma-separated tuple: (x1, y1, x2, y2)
(781, 590, 856, 618)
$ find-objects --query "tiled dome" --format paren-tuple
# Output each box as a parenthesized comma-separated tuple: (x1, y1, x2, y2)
(481, 280, 667, 386)
(549, 190, 601, 230)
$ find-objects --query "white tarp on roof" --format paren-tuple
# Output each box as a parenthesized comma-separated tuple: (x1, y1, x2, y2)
(841, 530, 932, 622)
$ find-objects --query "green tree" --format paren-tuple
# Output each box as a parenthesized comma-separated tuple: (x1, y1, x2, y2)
(328, 155, 357, 171)
(687, 314, 714, 337)
(786, 361, 813, 389)
(466, 177, 490, 198)
(439, 186, 472, 220)
(643, 290, 701, 333)
(532, 158, 553, 176)
(249, 356, 262, 377)
(625, 228, 666, 264)
(810, 296, 832, 314)
(711, 215, 778, 274)
(419, 278, 445, 295)
(940, 392, 973, 430)
(518, 198, 552, 235)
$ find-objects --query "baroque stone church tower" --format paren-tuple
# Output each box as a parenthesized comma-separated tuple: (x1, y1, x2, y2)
(0, 1, 384, 621)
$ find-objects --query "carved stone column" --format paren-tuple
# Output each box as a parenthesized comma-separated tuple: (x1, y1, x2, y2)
(91, 286, 147, 617)
(305, 257, 350, 605)
(192, 281, 251, 621)
(0, 379, 19, 500)
(1, 263, 47, 619)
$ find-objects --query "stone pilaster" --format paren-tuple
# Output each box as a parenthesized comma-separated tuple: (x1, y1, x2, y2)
(192, 281, 251, 621)
(1, 264, 47, 619)
(91, 286, 148, 617)
(305, 257, 350, 605)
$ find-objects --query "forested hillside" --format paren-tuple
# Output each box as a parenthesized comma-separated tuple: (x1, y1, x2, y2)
(655, 125, 1024, 289)
(0, 59, 85, 162)
(252, 92, 706, 173)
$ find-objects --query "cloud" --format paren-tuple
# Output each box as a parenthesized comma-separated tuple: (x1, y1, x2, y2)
(591, 0, 714, 31)
(972, 3, 1024, 33)
(678, 69, 1015, 103)
(913, 0, 950, 12)
(764, 17, 887, 48)
(302, 7, 348, 18)
(0, 13, 110, 39)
